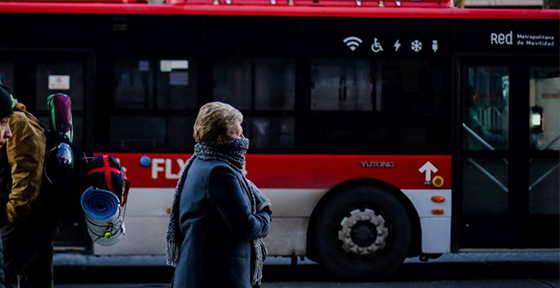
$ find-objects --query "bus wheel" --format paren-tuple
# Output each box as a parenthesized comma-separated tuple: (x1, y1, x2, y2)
(313, 185, 412, 278)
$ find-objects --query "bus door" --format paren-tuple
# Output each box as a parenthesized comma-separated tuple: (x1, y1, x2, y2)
(0, 51, 94, 252)
(458, 58, 559, 249)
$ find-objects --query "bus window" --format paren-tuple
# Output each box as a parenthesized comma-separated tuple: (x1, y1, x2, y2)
(463, 66, 509, 151)
(311, 59, 373, 111)
(308, 58, 448, 153)
(213, 57, 296, 111)
(36, 61, 84, 113)
(461, 66, 510, 215)
(110, 116, 195, 149)
(0, 63, 15, 93)
(529, 67, 559, 151)
(115, 59, 154, 109)
(311, 59, 445, 113)
(529, 66, 559, 215)
(116, 58, 197, 110)
(213, 57, 296, 150)
(255, 58, 295, 111)
(109, 58, 198, 151)
(382, 59, 445, 113)
(213, 57, 252, 109)
(36, 61, 85, 147)
(244, 117, 295, 149)
(156, 59, 197, 110)
(115, 59, 197, 110)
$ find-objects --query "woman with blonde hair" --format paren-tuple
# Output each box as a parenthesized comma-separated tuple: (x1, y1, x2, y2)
(166, 102, 271, 288)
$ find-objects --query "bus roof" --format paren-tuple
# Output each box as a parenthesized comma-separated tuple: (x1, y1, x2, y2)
(0, 1, 558, 19)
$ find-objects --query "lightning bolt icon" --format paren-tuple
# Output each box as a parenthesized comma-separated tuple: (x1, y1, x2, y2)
(394, 40, 401, 51)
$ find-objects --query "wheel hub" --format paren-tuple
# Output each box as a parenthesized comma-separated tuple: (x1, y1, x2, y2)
(338, 208, 388, 256)
(351, 221, 378, 247)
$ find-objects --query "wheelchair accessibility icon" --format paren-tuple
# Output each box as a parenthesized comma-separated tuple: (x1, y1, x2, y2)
(371, 38, 383, 53)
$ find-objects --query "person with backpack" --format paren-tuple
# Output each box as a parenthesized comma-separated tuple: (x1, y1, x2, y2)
(0, 83, 14, 288)
(0, 81, 57, 288)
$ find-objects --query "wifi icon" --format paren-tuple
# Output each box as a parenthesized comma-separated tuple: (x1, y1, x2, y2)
(343, 36, 363, 51)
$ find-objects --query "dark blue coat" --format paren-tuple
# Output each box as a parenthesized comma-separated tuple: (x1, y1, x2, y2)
(172, 158, 271, 288)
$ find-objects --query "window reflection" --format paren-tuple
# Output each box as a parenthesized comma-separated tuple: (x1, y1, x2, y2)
(463, 67, 509, 150)
(0, 63, 15, 93)
(213, 57, 296, 111)
(213, 57, 296, 150)
(529, 66, 559, 215)
(244, 117, 295, 149)
(115, 59, 154, 109)
(255, 58, 295, 110)
(110, 116, 194, 149)
(157, 59, 197, 110)
(36, 61, 84, 113)
(311, 59, 373, 111)
(310, 59, 444, 113)
(530, 67, 560, 151)
(213, 58, 252, 109)
(115, 59, 196, 110)
(529, 158, 559, 214)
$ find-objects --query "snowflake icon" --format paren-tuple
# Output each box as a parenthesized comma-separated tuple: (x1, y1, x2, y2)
(411, 40, 422, 52)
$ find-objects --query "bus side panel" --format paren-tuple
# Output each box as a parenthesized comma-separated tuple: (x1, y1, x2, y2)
(402, 189, 452, 253)
(92, 188, 327, 256)
(93, 188, 174, 255)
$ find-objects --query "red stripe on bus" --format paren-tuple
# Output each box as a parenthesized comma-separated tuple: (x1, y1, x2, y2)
(108, 153, 452, 190)
(0, 3, 557, 19)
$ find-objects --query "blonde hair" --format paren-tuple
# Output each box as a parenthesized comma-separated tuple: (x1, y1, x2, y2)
(193, 102, 243, 143)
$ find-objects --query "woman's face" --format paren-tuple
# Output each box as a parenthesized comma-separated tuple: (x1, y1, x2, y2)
(217, 119, 244, 142)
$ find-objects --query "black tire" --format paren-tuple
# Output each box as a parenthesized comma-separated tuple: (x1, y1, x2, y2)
(312, 185, 412, 278)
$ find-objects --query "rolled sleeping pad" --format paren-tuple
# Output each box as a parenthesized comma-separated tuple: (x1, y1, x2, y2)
(80, 186, 125, 246)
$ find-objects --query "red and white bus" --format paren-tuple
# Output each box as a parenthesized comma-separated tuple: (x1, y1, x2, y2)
(0, 0, 558, 277)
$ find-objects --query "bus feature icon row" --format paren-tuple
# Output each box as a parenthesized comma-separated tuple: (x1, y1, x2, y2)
(346, 37, 440, 53)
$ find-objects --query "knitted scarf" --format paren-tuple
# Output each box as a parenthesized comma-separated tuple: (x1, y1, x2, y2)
(166, 138, 267, 286)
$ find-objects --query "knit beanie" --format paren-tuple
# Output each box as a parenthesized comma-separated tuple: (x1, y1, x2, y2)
(0, 86, 13, 119)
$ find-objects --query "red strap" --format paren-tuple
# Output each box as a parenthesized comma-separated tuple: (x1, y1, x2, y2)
(103, 155, 113, 192)
(85, 155, 126, 195)
(86, 167, 122, 176)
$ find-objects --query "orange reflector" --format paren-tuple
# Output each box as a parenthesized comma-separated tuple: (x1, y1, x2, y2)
(432, 176, 445, 188)
(431, 196, 445, 203)
(432, 209, 444, 215)
(166, 207, 172, 214)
